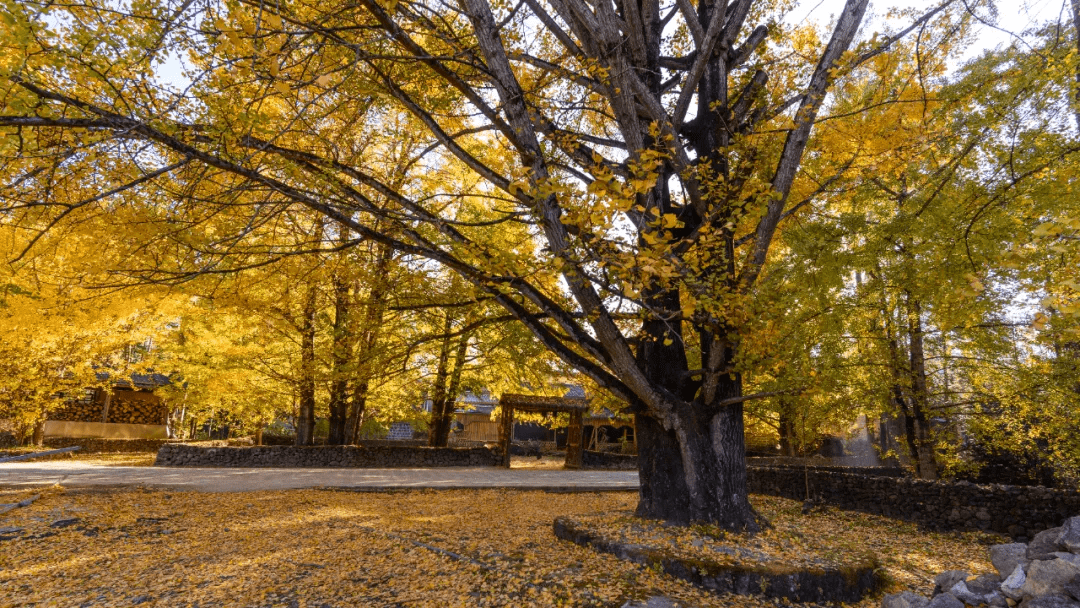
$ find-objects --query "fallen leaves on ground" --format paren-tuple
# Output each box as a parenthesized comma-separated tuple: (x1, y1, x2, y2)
(0, 449, 156, 466)
(509, 455, 568, 470)
(564, 495, 999, 587)
(0, 487, 999, 608)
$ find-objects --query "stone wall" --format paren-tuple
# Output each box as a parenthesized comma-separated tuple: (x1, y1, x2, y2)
(42, 437, 180, 453)
(581, 450, 637, 470)
(746, 466, 1080, 540)
(751, 463, 908, 478)
(155, 444, 500, 468)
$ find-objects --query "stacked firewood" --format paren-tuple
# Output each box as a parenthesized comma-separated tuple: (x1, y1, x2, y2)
(107, 399, 167, 425)
(51, 401, 102, 422)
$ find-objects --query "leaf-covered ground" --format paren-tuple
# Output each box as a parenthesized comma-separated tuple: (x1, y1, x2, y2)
(0, 486, 999, 607)
(0, 449, 157, 467)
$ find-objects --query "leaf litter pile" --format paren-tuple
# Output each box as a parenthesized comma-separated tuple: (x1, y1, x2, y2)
(0, 486, 999, 607)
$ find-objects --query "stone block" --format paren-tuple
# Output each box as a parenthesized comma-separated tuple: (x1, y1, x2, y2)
(883, 591, 930, 608)
(1020, 559, 1080, 599)
(993, 544, 1032, 577)
(1002, 565, 1027, 601)
(1063, 580, 1080, 601)
(935, 571, 971, 596)
(1059, 517, 1080, 554)
(1020, 595, 1080, 608)
(927, 593, 965, 608)
(1030, 529, 1066, 560)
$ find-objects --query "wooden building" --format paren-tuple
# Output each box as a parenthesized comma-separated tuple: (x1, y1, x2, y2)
(45, 373, 172, 439)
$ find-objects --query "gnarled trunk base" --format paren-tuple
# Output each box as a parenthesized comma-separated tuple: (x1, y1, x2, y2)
(635, 406, 762, 533)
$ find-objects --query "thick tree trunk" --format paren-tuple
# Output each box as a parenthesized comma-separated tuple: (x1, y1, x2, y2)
(427, 313, 455, 447)
(906, 296, 938, 479)
(296, 285, 318, 447)
(778, 397, 798, 456)
(345, 243, 392, 444)
(633, 287, 761, 531)
(636, 392, 758, 529)
(430, 331, 469, 447)
(345, 381, 369, 444)
(31, 420, 45, 446)
(1072, 0, 1080, 133)
(327, 271, 352, 445)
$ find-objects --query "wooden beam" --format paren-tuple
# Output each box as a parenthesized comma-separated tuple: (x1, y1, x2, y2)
(0, 446, 81, 463)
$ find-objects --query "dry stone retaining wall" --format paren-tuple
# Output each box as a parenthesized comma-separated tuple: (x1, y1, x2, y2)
(42, 437, 181, 453)
(155, 444, 499, 468)
(581, 450, 637, 470)
(747, 466, 1080, 540)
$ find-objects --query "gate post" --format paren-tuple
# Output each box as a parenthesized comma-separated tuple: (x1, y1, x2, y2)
(497, 404, 514, 468)
(565, 410, 583, 469)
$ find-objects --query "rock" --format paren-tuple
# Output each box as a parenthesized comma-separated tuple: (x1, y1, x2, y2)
(1020, 595, 1080, 608)
(993, 544, 1032, 577)
(953, 575, 1008, 606)
(1060, 517, 1080, 554)
(927, 593, 965, 608)
(1020, 558, 1080, 599)
(883, 591, 930, 608)
(1030, 529, 1066, 560)
(49, 518, 81, 528)
(621, 597, 676, 608)
(1053, 553, 1080, 567)
(1064, 580, 1080, 601)
(1002, 565, 1028, 601)
(935, 571, 971, 596)
(971, 574, 1007, 595)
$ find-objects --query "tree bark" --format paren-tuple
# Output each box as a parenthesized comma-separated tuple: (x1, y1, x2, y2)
(632, 286, 760, 530)
(430, 329, 470, 447)
(345, 244, 392, 445)
(427, 312, 455, 447)
(31, 420, 45, 447)
(345, 380, 369, 444)
(1072, 0, 1080, 133)
(295, 283, 318, 446)
(778, 397, 798, 457)
(327, 268, 352, 445)
(905, 295, 939, 479)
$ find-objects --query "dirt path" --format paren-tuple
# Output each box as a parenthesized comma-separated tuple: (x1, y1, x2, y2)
(0, 461, 639, 492)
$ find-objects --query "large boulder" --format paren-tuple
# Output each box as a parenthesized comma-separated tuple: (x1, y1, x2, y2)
(1059, 517, 1080, 555)
(992, 544, 1032, 577)
(883, 591, 930, 608)
(1030, 529, 1067, 560)
(1020, 558, 1080, 599)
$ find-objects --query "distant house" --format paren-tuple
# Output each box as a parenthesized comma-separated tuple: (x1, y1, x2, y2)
(45, 372, 172, 440)
(417, 386, 633, 450)
(455, 389, 501, 442)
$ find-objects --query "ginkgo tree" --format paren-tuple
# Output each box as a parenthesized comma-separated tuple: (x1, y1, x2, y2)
(1, 0, 998, 528)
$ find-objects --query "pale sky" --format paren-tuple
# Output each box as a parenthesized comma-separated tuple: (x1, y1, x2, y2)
(786, 0, 1071, 66)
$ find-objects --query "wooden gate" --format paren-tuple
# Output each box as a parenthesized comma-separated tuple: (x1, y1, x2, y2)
(497, 393, 587, 469)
